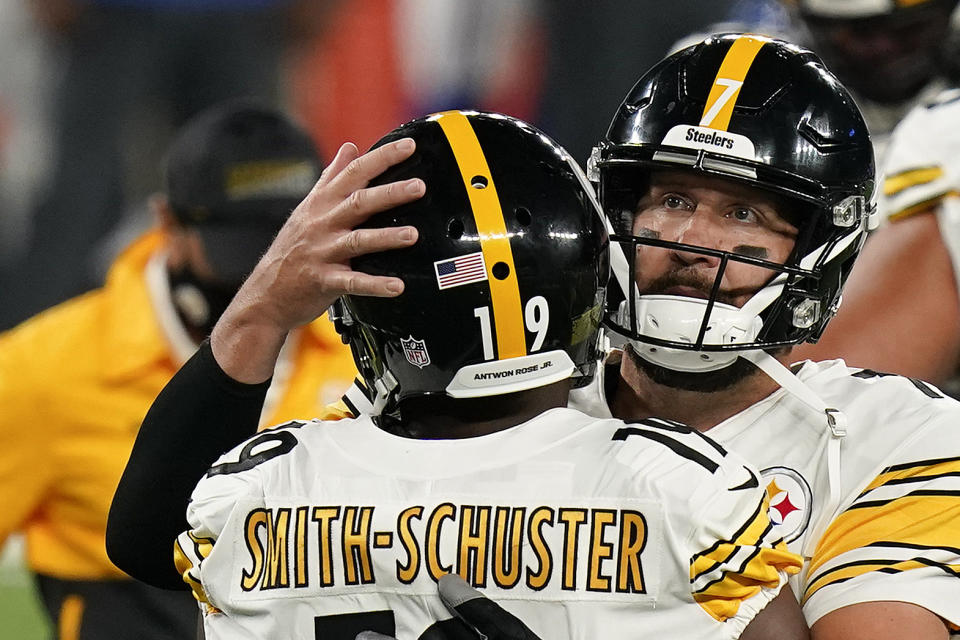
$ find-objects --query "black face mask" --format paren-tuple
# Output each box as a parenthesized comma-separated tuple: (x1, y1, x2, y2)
(167, 266, 242, 338)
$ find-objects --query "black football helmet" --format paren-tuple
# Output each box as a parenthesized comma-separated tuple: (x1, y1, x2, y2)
(796, 0, 958, 105)
(589, 34, 875, 373)
(335, 110, 609, 413)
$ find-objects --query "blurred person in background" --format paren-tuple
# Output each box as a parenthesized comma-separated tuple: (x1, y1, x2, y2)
(793, 87, 960, 394)
(0, 100, 357, 639)
(787, 0, 960, 382)
(2, 0, 296, 331)
(793, 0, 958, 158)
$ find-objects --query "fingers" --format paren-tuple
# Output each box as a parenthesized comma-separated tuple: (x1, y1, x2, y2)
(317, 142, 359, 188)
(333, 226, 418, 261)
(337, 178, 425, 226)
(325, 270, 405, 297)
(329, 138, 417, 197)
(438, 574, 542, 640)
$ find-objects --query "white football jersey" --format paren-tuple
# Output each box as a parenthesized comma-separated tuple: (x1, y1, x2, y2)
(882, 88, 960, 290)
(178, 407, 799, 640)
(572, 354, 960, 630)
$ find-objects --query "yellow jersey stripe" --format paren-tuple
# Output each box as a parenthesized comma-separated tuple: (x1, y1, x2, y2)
(691, 499, 769, 578)
(888, 190, 960, 222)
(883, 166, 944, 196)
(806, 494, 960, 579)
(58, 595, 84, 640)
(700, 35, 767, 131)
(435, 111, 525, 359)
(188, 531, 215, 559)
(694, 542, 799, 621)
(174, 538, 211, 604)
(859, 456, 960, 495)
(173, 538, 193, 576)
(690, 495, 801, 622)
(804, 557, 960, 603)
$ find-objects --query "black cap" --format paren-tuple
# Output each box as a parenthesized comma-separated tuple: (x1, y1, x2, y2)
(164, 99, 322, 282)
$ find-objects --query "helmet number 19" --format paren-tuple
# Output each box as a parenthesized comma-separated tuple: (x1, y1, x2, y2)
(474, 296, 550, 361)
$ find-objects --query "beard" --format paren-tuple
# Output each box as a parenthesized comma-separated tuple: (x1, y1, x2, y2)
(625, 344, 759, 392)
(619, 257, 787, 391)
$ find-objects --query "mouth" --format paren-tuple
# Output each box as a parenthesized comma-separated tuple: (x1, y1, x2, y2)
(660, 285, 710, 300)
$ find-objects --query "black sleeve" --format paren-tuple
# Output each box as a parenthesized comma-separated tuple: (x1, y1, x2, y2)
(106, 339, 269, 589)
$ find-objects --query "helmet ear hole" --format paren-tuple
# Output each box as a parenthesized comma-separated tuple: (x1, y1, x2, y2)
(515, 206, 532, 227)
(447, 218, 465, 240)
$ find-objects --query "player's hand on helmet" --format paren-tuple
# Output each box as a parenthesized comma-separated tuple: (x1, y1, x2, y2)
(239, 138, 424, 330)
(437, 574, 544, 639)
(211, 139, 424, 382)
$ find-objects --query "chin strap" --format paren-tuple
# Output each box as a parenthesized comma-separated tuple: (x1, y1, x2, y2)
(741, 350, 846, 556)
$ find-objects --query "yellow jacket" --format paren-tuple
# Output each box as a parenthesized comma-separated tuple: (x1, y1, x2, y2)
(0, 230, 358, 579)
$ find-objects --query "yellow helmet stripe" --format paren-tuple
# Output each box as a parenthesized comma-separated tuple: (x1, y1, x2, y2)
(434, 111, 526, 359)
(700, 35, 767, 131)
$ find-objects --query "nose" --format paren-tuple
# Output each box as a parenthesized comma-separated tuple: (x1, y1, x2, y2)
(669, 211, 722, 267)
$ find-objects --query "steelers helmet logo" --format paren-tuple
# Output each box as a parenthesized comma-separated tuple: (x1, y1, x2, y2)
(760, 466, 813, 543)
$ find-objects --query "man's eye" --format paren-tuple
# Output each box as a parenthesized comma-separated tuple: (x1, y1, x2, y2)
(730, 208, 758, 222)
(663, 195, 686, 209)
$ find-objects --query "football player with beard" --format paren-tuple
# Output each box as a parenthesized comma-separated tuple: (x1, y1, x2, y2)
(108, 35, 960, 640)
(579, 34, 960, 640)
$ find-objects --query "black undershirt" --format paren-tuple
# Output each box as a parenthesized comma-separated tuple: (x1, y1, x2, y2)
(106, 340, 269, 590)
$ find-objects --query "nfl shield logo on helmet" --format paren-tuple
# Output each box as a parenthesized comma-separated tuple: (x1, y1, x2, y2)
(401, 336, 431, 369)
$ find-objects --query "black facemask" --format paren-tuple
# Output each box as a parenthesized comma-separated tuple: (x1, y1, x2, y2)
(167, 266, 242, 338)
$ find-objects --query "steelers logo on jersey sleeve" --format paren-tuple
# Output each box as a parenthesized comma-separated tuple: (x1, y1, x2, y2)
(760, 466, 812, 543)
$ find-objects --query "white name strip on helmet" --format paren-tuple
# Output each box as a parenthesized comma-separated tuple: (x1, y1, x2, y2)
(446, 350, 575, 398)
(659, 125, 757, 163)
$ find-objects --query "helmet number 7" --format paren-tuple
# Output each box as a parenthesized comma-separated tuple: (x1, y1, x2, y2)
(474, 296, 550, 361)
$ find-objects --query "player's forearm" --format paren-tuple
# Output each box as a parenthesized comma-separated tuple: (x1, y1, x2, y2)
(209, 287, 290, 384)
(107, 340, 269, 589)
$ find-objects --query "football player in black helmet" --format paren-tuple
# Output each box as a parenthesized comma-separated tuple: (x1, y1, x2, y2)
(585, 33, 960, 640)
(333, 111, 608, 423)
(590, 33, 875, 392)
(211, 109, 610, 431)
